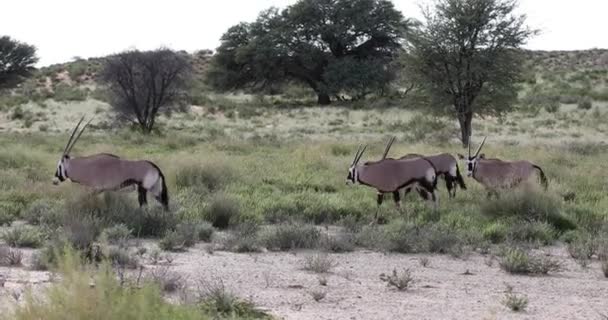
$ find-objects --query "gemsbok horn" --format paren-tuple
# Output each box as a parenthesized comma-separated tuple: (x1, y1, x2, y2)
(347, 138, 438, 222)
(53, 116, 169, 210)
(457, 136, 548, 197)
(400, 153, 466, 199)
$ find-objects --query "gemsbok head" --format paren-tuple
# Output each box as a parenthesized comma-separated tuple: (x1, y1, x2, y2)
(54, 116, 169, 210)
(347, 137, 438, 223)
(458, 136, 548, 197)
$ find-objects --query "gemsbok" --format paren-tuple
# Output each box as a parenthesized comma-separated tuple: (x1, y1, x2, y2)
(400, 153, 466, 199)
(53, 117, 169, 210)
(458, 136, 548, 197)
(346, 139, 438, 222)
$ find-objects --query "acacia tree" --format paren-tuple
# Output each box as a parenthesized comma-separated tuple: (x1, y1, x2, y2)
(0, 36, 38, 89)
(405, 0, 535, 146)
(101, 48, 192, 133)
(207, 0, 410, 105)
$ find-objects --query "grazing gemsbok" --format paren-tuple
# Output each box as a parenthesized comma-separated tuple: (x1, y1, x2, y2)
(346, 139, 438, 222)
(458, 136, 548, 197)
(53, 117, 169, 210)
(400, 153, 466, 199)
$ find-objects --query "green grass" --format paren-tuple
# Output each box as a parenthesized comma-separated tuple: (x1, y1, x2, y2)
(8, 249, 268, 320)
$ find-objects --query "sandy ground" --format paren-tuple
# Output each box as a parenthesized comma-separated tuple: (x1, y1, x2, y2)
(2, 244, 607, 320)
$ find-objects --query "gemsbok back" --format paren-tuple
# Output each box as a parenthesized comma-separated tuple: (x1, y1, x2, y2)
(346, 138, 438, 223)
(53, 117, 169, 210)
(458, 136, 548, 197)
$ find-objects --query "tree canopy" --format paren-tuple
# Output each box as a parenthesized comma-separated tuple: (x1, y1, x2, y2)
(100, 48, 192, 133)
(404, 0, 535, 146)
(0, 36, 38, 89)
(207, 0, 410, 104)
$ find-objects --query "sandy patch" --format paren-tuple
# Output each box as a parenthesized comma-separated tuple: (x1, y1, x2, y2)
(1, 245, 607, 320)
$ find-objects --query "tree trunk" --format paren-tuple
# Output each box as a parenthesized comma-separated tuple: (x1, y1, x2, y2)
(317, 93, 331, 105)
(457, 109, 473, 148)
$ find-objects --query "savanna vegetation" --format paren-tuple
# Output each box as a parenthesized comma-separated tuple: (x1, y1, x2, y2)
(1, 0, 608, 318)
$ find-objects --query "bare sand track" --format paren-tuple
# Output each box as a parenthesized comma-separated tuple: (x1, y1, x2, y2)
(1, 245, 607, 320)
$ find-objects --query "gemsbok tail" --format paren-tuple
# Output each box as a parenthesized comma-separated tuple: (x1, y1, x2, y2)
(533, 165, 548, 191)
(147, 161, 169, 210)
(455, 163, 467, 190)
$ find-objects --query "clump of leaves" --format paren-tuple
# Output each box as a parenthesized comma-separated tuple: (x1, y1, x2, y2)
(379, 268, 414, 291)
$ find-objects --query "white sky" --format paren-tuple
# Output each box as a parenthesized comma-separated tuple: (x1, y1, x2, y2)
(2, 0, 607, 67)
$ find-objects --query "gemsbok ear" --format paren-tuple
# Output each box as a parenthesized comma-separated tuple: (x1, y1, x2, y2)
(479, 153, 486, 159)
(457, 153, 465, 159)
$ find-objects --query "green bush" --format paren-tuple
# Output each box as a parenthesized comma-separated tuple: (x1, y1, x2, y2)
(263, 223, 321, 251)
(159, 230, 186, 252)
(22, 199, 61, 226)
(205, 194, 241, 229)
(483, 222, 508, 244)
(480, 190, 573, 233)
(198, 280, 270, 319)
(101, 224, 132, 246)
(507, 221, 557, 245)
(0, 211, 15, 226)
(577, 97, 592, 110)
(499, 248, 562, 275)
(386, 221, 465, 255)
(157, 221, 204, 251)
(52, 84, 88, 101)
(196, 221, 215, 242)
(175, 163, 234, 193)
(220, 222, 262, 253)
(65, 194, 177, 237)
(2, 225, 44, 248)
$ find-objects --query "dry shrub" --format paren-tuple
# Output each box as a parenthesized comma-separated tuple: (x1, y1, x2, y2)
(0, 245, 23, 266)
(303, 254, 337, 273)
(146, 267, 184, 293)
(380, 268, 414, 291)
